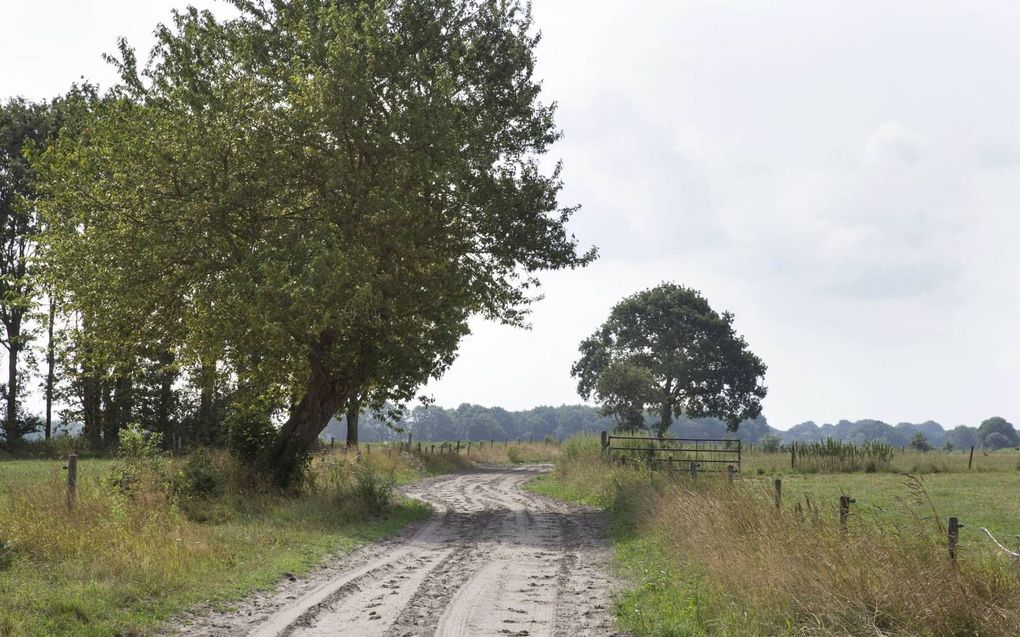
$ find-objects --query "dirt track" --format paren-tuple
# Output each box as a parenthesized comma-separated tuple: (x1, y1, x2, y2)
(168, 466, 623, 637)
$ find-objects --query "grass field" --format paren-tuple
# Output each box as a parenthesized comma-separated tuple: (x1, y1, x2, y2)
(530, 435, 1020, 637)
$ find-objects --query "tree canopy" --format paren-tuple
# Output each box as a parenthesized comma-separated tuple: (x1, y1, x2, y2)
(37, 0, 594, 483)
(571, 283, 766, 436)
(976, 417, 1018, 449)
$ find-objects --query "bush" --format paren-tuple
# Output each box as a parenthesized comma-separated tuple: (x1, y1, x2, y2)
(223, 406, 277, 464)
(173, 449, 226, 499)
(758, 434, 781, 453)
(107, 424, 168, 494)
(353, 463, 395, 515)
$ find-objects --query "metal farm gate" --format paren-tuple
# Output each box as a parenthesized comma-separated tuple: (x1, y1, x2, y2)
(600, 432, 741, 475)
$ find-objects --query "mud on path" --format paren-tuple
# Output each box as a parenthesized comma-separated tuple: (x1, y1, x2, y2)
(166, 465, 624, 637)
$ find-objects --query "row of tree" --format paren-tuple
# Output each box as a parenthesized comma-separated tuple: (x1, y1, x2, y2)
(322, 404, 1017, 452)
(1, 0, 594, 483)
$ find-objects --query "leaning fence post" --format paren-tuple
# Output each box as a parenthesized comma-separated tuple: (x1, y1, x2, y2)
(948, 517, 962, 561)
(839, 495, 854, 529)
(774, 479, 782, 510)
(66, 454, 78, 510)
(968, 446, 974, 470)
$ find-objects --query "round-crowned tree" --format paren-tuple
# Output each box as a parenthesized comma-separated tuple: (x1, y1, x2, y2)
(572, 283, 767, 436)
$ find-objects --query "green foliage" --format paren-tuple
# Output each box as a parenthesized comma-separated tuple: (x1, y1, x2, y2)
(572, 283, 766, 437)
(352, 463, 396, 516)
(223, 406, 277, 465)
(910, 432, 932, 452)
(978, 417, 1019, 449)
(106, 424, 167, 494)
(794, 439, 895, 473)
(37, 0, 594, 483)
(758, 434, 781, 453)
(984, 432, 1012, 451)
(172, 448, 226, 499)
(594, 362, 658, 430)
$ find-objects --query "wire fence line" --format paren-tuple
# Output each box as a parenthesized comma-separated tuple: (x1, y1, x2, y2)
(979, 527, 1020, 561)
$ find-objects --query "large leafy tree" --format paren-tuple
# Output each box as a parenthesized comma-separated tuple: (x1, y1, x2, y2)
(38, 0, 593, 483)
(572, 283, 767, 436)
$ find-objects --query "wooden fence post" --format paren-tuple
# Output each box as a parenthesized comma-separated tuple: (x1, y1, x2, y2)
(790, 442, 797, 469)
(774, 479, 782, 510)
(467, 442, 471, 454)
(600, 431, 608, 452)
(839, 495, 854, 529)
(407, 433, 412, 450)
(66, 454, 77, 510)
(456, 440, 461, 452)
(689, 462, 697, 478)
(366, 444, 371, 455)
(727, 465, 736, 482)
(948, 517, 962, 561)
(968, 446, 974, 470)
(330, 437, 335, 448)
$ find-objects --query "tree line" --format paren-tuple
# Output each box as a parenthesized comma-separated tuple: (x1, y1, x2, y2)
(0, 0, 595, 484)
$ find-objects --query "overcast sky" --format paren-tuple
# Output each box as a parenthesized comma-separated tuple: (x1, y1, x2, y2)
(3, 0, 1020, 429)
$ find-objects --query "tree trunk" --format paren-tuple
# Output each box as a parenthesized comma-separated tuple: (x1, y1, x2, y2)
(197, 357, 216, 444)
(657, 377, 673, 438)
(81, 365, 103, 449)
(345, 398, 360, 448)
(4, 324, 19, 449)
(45, 294, 55, 441)
(262, 331, 348, 486)
(156, 351, 175, 442)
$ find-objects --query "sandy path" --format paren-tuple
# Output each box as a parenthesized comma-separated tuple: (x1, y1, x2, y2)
(165, 466, 623, 637)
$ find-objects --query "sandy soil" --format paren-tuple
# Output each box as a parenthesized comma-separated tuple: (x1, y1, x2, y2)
(164, 465, 625, 637)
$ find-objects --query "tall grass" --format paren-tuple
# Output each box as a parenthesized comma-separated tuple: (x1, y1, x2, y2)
(536, 435, 1020, 637)
(794, 438, 896, 473)
(0, 447, 442, 636)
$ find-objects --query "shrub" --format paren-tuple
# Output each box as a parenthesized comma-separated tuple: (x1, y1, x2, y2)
(107, 424, 168, 494)
(173, 449, 226, 498)
(353, 463, 395, 515)
(223, 406, 277, 464)
(758, 434, 781, 453)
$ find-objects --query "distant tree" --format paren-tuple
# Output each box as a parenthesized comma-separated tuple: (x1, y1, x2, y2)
(946, 425, 976, 450)
(910, 432, 932, 452)
(983, 431, 1012, 451)
(942, 441, 954, 452)
(572, 284, 767, 437)
(977, 417, 1019, 449)
(758, 434, 781, 453)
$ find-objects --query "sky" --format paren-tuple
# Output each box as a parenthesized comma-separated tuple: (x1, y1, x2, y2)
(3, 0, 1020, 429)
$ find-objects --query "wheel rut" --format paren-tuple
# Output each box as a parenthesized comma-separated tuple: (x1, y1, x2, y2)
(166, 465, 625, 637)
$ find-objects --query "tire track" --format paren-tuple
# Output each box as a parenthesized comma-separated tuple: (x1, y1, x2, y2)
(165, 466, 625, 637)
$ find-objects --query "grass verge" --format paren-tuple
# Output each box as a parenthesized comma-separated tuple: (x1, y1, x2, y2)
(529, 435, 1020, 637)
(0, 446, 466, 637)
